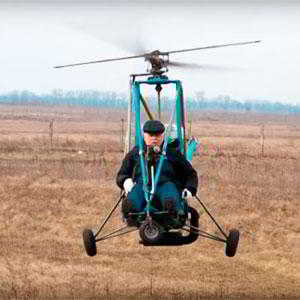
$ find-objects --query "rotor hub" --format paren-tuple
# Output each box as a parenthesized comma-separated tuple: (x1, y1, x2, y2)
(145, 51, 169, 75)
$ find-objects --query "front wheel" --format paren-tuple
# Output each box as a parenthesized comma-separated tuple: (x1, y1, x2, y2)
(83, 229, 97, 257)
(225, 229, 240, 257)
(139, 219, 164, 244)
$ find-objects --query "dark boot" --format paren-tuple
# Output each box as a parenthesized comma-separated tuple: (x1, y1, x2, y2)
(121, 197, 137, 227)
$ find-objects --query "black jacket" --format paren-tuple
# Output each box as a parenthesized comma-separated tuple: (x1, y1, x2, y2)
(116, 142, 198, 195)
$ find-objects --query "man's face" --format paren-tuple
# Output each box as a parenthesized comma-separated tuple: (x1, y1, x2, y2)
(144, 132, 164, 147)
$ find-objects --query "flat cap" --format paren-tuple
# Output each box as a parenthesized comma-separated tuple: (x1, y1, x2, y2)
(143, 120, 165, 134)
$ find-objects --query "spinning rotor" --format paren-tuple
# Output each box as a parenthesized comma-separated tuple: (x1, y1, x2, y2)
(54, 40, 261, 76)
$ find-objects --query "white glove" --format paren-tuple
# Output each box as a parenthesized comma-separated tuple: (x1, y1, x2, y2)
(182, 188, 193, 200)
(123, 178, 134, 195)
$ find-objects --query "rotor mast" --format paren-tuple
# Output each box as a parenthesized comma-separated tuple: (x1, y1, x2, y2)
(155, 84, 162, 120)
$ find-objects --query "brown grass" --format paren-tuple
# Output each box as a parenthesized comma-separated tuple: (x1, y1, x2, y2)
(0, 104, 299, 299)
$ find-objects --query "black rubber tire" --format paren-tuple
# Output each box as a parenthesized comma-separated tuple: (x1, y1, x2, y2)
(225, 229, 240, 257)
(183, 206, 199, 244)
(139, 220, 164, 244)
(83, 229, 97, 257)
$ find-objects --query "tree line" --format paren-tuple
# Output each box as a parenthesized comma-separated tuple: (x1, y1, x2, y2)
(0, 89, 299, 115)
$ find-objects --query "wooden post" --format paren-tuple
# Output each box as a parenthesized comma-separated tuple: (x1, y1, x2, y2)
(49, 119, 54, 149)
(260, 124, 265, 157)
(121, 118, 124, 149)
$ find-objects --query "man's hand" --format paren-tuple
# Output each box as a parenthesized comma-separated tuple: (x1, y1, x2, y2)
(182, 188, 193, 200)
(123, 178, 134, 195)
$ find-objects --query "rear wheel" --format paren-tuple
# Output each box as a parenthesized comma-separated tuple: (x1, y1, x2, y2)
(225, 229, 240, 257)
(139, 219, 164, 244)
(83, 229, 97, 257)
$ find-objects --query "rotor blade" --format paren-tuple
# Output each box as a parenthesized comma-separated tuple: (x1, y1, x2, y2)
(168, 61, 242, 72)
(54, 53, 147, 69)
(168, 61, 205, 70)
(168, 61, 203, 69)
(166, 40, 261, 55)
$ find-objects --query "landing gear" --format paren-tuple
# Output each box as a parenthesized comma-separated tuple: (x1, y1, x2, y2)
(83, 229, 97, 257)
(225, 229, 240, 257)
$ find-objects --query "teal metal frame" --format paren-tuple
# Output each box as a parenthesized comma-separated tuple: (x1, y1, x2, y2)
(132, 76, 187, 214)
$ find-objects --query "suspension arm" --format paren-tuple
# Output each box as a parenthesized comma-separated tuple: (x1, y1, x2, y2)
(195, 195, 228, 239)
(94, 193, 124, 238)
(96, 225, 138, 242)
(183, 225, 226, 243)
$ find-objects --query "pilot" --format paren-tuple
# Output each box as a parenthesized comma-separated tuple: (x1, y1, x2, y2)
(116, 120, 198, 220)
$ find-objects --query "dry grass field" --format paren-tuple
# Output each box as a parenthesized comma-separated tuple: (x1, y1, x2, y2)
(0, 103, 299, 299)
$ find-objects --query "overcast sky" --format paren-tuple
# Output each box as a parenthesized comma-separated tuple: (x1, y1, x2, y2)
(0, 1, 299, 104)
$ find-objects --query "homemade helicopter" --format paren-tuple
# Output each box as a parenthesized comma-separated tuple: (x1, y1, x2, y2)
(55, 40, 260, 256)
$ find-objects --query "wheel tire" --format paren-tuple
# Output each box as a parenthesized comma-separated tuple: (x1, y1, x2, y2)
(139, 220, 164, 244)
(183, 206, 199, 244)
(83, 229, 97, 257)
(225, 229, 240, 257)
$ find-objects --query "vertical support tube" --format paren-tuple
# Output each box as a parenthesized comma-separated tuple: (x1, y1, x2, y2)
(155, 84, 162, 121)
(179, 83, 187, 156)
(132, 83, 149, 202)
(121, 118, 124, 149)
(125, 78, 133, 156)
(176, 82, 185, 155)
(158, 92, 161, 120)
